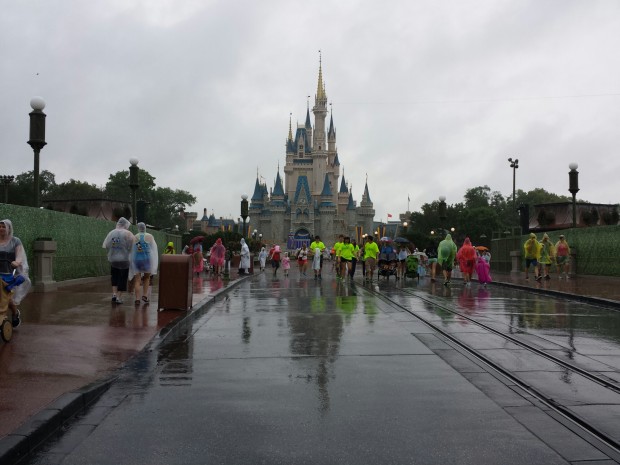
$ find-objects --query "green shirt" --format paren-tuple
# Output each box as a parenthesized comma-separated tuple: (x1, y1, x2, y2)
(340, 243, 355, 260)
(364, 241, 379, 259)
(309, 241, 325, 256)
(334, 241, 344, 257)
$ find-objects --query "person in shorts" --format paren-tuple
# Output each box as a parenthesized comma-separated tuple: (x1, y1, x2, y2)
(102, 217, 134, 304)
(363, 235, 380, 281)
(555, 235, 571, 279)
(523, 233, 542, 281)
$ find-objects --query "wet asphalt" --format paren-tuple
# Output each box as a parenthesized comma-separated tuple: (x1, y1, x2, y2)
(18, 268, 620, 465)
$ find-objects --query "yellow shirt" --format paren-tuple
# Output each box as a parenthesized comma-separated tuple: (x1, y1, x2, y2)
(364, 241, 380, 260)
(340, 243, 355, 260)
(333, 241, 344, 257)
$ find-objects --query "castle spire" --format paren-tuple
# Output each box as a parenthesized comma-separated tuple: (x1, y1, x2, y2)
(316, 51, 326, 100)
(288, 113, 292, 141)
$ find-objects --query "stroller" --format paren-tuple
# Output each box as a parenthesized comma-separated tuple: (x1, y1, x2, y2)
(404, 254, 420, 281)
(378, 252, 398, 280)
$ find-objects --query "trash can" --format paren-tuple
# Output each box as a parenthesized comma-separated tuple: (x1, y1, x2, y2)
(158, 254, 193, 311)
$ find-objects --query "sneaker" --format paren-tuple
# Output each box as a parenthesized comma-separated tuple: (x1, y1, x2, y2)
(544, 275, 551, 280)
(111, 296, 117, 303)
(12, 309, 21, 328)
(142, 296, 149, 303)
(559, 275, 563, 280)
(115, 298, 124, 304)
(535, 276, 542, 282)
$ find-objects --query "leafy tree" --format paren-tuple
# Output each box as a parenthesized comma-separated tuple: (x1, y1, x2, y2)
(463, 186, 491, 209)
(105, 169, 195, 229)
(47, 179, 103, 200)
(7, 170, 56, 206)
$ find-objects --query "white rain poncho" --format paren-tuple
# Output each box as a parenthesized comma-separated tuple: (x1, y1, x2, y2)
(0, 219, 32, 305)
(129, 222, 159, 278)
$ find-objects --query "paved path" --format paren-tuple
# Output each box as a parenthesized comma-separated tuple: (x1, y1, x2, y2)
(1, 267, 619, 463)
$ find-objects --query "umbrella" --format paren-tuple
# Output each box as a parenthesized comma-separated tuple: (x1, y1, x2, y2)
(413, 251, 428, 259)
(380, 236, 392, 242)
(190, 236, 205, 245)
(475, 246, 489, 251)
(393, 237, 409, 244)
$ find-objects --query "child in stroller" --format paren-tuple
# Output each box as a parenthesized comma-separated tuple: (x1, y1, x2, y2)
(378, 252, 398, 279)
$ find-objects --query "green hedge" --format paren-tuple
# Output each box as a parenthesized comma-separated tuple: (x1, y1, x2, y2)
(0, 204, 181, 281)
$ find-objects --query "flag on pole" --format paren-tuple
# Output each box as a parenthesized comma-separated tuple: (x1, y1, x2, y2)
(387, 213, 393, 218)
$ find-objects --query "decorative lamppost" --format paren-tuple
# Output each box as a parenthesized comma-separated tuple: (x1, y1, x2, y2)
(28, 97, 47, 208)
(252, 229, 257, 240)
(508, 157, 519, 222)
(1, 175, 14, 204)
(438, 195, 447, 234)
(240, 194, 249, 238)
(568, 163, 579, 228)
(129, 158, 139, 225)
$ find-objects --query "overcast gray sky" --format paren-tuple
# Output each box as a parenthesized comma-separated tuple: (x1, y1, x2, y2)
(2, 0, 619, 224)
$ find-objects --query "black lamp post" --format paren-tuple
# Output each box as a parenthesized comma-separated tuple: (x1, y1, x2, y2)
(438, 195, 447, 234)
(508, 157, 519, 222)
(129, 158, 139, 225)
(1, 175, 14, 204)
(28, 97, 47, 208)
(568, 163, 579, 228)
(240, 195, 249, 238)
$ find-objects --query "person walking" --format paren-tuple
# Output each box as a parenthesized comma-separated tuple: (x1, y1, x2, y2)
(309, 235, 326, 279)
(349, 239, 360, 278)
(258, 246, 268, 272)
(164, 242, 175, 254)
(282, 252, 291, 277)
(312, 246, 322, 279)
(339, 237, 355, 279)
(555, 234, 571, 279)
(523, 233, 542, 281)
(539, 233, 555, 280)
(239, 238, 250, 275)
(209, 238, 226, 276)
(269, 245, 281, 276)
(102, 217, 134, 304)
(426, 240, 438, 282)
(437, 233, 457, 286)
(130, 222, 159, 304)
(192, 242, 204, 276)
(0, 219, 32, 328)
(457, 237, 476, 286)
(396, 245, 409, 280)
(363, 235, 380, 282)
(333, 234, 344, 279)
(297, 244, 308, 276)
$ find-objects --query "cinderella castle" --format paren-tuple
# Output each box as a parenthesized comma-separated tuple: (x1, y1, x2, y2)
(249, 59, 375, 248)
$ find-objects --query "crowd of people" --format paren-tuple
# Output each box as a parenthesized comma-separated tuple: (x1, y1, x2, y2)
(523, 233, 571, 281)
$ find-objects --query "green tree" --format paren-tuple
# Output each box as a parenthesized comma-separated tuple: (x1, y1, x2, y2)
(463, 186, 491, 209)
(7, 170, 56, 206)
(47, 179, 103, 200)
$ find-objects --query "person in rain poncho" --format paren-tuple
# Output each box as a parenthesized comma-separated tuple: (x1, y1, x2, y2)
(164, 242, 175, 254)
(312, 247, 322, 278)
(103, 217, 134, 304)
(539, 233, 555, 280)
(457, 237, 477, 286)
(523, 233, 542, 281)
(130, 222, 159, 304)
(0, 219, 32, 328)
(437, 233, 457, 286)
(210, 238, 226, 276)
(258, 246, 268, 272)
(239, 238, 250, 274)
(475, 250, 492, 286)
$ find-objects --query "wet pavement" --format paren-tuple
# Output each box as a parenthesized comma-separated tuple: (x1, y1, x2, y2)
(2, 267, 620, 464)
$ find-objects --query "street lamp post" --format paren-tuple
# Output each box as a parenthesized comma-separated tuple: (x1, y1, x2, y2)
(568, 163, 579, 228)
(129, 158, 139, 225)
(240, 195, 249, 238)
(438, 196, 447, 234)
(508, 157, 519, 222)
(1, 175, 14, 204)
(28, 97, 47, 208)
